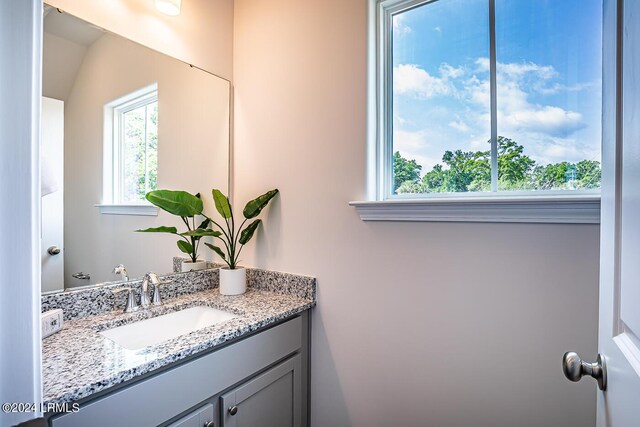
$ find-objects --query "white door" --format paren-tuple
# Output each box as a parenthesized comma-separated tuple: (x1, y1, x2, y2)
(41, 96, 64, 293)
(595, 0, 640, 424)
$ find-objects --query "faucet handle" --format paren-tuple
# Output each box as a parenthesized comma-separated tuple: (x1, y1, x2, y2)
(145, 272, 161, 285)
(112, 287, 138, 313)
(141, 272, 161, 308)
(113, 264, 129, 282)
(151, 281, 170, 306)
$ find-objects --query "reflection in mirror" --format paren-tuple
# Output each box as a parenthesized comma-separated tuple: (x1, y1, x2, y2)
(41, 6, 230, 293)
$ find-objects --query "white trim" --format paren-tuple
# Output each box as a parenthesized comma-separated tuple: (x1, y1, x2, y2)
(103, 83, 158, 205)
(30, 0, 44, 415)
(0, 1, 43, 424)
(365, 0, 603, 223)
(96, 204, 159, 216)
(614, 332, 640, 377)
(489, 0, 498, 192)
(105, 83, 159, 111)
(350, 195, 600, 223)
(366, 0, 379, 200)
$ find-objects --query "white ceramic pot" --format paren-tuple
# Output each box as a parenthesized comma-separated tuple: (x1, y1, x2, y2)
(181, 260, 208, 272)
(219, 267, 247, 295)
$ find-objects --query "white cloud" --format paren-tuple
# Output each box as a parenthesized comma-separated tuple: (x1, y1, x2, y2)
(393, 129, 441, 170)
(532, 136, 599, 165)
(537, 81, 599, 95)
(500, 106, 584, 136)
(448, 120, 471, 133)
(493, 62, 585, 137)
(499, 62, 557, 80)
(475, 58, 556, 80)
(439, 63, 464, 79)
(464, 75, 490, 107)
(393, 64, 452, 98)
(393, 58, 597, 167)
(460, 59, 586, 137)
(474, 57, 490, 72)
(393, 14, 412, 36)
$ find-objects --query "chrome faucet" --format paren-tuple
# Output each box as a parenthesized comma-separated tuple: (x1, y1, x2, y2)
(112, 287, 138, 313)
(113, 264, 129, 282)
(141, 272, 167, 307)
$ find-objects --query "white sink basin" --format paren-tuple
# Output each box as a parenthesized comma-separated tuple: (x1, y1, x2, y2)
(99, 306, 237, 350)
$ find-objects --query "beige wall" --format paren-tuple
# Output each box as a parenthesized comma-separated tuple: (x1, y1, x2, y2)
(42, 32, 87, 101)
(233, 0, 600, 426)
(46, 0, 234, 80)
(64, 33, 229, 285)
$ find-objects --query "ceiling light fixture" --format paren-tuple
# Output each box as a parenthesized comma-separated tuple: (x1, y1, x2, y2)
(155, 0, 181, 16)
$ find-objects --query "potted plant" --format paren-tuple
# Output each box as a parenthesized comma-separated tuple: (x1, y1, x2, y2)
(204, 188, 279, 295)
(136, 190, 219, 272)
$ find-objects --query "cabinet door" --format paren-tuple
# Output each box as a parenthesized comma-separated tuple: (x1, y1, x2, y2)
(220, 355, 301, 427)
(167, 403, 215, 427)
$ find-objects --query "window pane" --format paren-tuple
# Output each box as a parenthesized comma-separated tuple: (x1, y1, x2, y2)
(146, 102, 158, 194)
(121, 100, 158, 202)
(392, 0, 490, 195)
(495, 0, 602, 191)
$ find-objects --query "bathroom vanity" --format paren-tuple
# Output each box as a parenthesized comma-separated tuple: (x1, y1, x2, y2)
(37, 4, 313, 427)
(41, 268, 315, 427)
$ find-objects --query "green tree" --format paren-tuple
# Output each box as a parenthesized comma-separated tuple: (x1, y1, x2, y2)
(421, 164, 446, 191)
(439, 149, 490, 192)
(576, 160, 601, 189)
(530, 162, 570, 190)
(496, 136, 535, 185)
(393, 151, 422, 192)
(394, 136, 601, 194)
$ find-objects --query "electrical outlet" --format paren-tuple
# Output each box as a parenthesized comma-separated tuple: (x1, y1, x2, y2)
(42, 309, 64, 338)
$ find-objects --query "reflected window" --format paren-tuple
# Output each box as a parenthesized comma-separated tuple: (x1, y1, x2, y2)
(104, 83, 158, 204)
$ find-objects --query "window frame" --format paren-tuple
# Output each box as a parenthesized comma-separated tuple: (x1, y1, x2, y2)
(97, 83, 159, 216)
(351, 0, 601, 223)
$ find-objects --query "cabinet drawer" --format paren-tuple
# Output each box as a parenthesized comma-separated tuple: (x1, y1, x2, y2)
(50, 316, 302, 427)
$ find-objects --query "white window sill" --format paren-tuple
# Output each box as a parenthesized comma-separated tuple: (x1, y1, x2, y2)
(350, 194, 600, 224)
(95, 204, 158, 216)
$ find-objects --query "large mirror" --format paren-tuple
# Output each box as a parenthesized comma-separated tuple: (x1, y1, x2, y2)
(41, 6, 230, 293)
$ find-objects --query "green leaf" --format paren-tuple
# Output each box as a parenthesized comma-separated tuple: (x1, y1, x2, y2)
(243, 189, 279, 219)
(204, 242, 227, 260)
(181, 229, 223, 237)
(239, 219, 262, 245)
(146, 190, 203, 217)
(212, 189, 232, 219)
(135, 226, 178, 234)
(176, 240, 193, 255)
(197, 218, 211, 230)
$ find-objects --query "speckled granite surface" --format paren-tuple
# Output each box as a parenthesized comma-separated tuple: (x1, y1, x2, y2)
(171, 257, 217, 273)
(173, 257, 316, 301)
(42, 269, 218, 321)
(41, 269, 316, 406)
(247, 268, 316, 301)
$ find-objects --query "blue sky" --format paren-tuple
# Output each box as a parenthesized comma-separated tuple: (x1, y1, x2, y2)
(392, 0, 602, 173)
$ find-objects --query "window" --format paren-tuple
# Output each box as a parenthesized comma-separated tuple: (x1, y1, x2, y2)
(99, 83, 159, 215)
(355, 0, 603, 222)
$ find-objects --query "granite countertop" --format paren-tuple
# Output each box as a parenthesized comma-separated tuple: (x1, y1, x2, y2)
(42, 272, 315, 406)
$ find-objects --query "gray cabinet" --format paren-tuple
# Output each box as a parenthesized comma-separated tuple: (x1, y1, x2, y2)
(49, 313, 309, 427)
(220, 355, 301, 427)
(168, 403, 215, 427)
